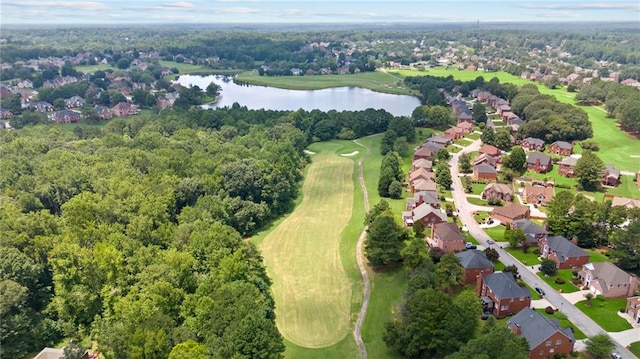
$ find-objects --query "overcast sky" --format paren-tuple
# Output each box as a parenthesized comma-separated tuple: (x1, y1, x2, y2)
(2, 1, 639, 25)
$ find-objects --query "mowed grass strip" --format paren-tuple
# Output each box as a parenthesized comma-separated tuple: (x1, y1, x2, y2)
(261, 150, 354, 348)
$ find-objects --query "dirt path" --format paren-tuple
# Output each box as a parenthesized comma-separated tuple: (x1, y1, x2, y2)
(352, 139, 371, 359)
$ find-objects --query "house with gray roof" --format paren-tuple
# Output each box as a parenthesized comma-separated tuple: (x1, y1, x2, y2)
(508, 307, 575, 359)
(558, 156, 579, 177)
(456, 250, 494, 284)
(549, 141, 573, 156)
(406, 191, 439, 212)
(603, 163, 621, 187)
(477, 271, 531, 318)
(522, 137, 545, 151)
(526, 152, 552, 173)
(539, 235, 589, 269)
(511, 219, 547, 246)
(426, 134, 452, 146)
(402, 202, 446, 227)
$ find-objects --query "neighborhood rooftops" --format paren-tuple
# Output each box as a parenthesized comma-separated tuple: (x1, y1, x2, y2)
(482, 272, 531, 300)
(456, 250, 493, 269)
(546, 236, 588, 264)
(508, 307, 574, 349)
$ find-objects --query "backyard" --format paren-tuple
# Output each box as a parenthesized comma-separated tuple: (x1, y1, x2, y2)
(574, 298, 632, 332)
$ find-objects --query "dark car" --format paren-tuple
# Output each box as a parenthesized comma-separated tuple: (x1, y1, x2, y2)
(466, 242, 477, 249)
(535, 287, 546, 296)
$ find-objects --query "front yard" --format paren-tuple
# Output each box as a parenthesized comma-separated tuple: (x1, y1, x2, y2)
(534, 309, 587, 340)
(536, 269, 580, 293)
(467, 197, 489, 206)
(465, 132, 481, 140)
(630, 341, 640, 358)
(473, 211, 491, 224)
(484, 226, 506, 242)
(574, 298, 632, 332)
(505, 246, 541, 265)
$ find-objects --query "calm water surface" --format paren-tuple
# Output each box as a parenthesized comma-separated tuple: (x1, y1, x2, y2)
(175, 75, 421, 117)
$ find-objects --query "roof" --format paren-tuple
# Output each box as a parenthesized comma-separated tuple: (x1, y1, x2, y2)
(479, 144, 501, 156)
(474, 153, 498, 167)
(33, 347, 64, 359)
(523, 137, 545, 147)
(424, 141, 443, 153)
(433, 222, 464, 243)
(610, 196, 640, 208)
(413, 203, 446, 223)
(455, 250, 493, 269)
(412, 158, 432, 169)
(414, 146, 434, 157)
(483, 272, 531, 300)
(605, 164, 620, 178)
(527, 152, 551, 165)
(584, 262, 634, 288)
(474, 163, 497, 174)
(512, 219, 547, 235)
(508, 307, 574, 349)
(413, 178, 437, 192)
(559, 156, 579, 167)
(428, 135, 450, 144)
(552, 141, 573, 150)
(546, 236, 588, 263)
(409, 167, 434, 182)
(52, 109, 80, 118)
(483, 183, 513, 195)
(414, 191, 439, 205)
(457, 121, 473, 129)
(492, 202, 529, 219)
(523, 186, 554, 203)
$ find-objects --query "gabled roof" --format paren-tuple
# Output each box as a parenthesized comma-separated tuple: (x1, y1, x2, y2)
(523, 137, 545, 147)
(605, 164, 620, 178)
(483, 183, 513, 196)
(413, 178, 437, 192)
(428, 135, 450, 145)
(584, 262, 634, 287)
(551, 141, 573, 150)
(457, 121, 473, 129)
(413, 203, 446, 223)
(522, 186, 554, 203)
(479, 144, 501, 156)
(492, 203, 529, 219)
(527, 152, 551, 165)
(483, 272, 531, 300)
(512, 219, 547, 235)
(409, 167, 434, 182)
(433, 222, 464, 243)
(455, 250, 493, 269)
(474, 163, 497, 174)
(414, 191, 439, 205)
(559, 156, 579, 167)
(423, 141, 443, 153)
(414, 146, 434, 157)
(610, 196, 640, 208)
(412, 158, 432, 169)
(474, 153, 498, 167)
(546, 236, 588, 262)
(508, 307, 574, 349)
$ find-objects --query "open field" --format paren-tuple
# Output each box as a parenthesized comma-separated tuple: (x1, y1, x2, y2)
(260, 144, 354, 348)
(74, 63, 115, 74)
(574, 298, 632, 332)
(237, 69, 417, 95)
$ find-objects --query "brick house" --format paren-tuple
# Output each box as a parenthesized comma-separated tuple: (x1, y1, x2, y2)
(402, 203, 447, 227)
(455, 250, 494, 284)
(579, 262, 638, 298)
(511, 219, 548, 247)
(482, 183, 513, 201)
(539, 235, 589, 270)
(527, 152, 552, 173)
(93, 105, 112, 120)
(457, 112, 473, 124)
(411, 178, 437, 193)
(427, 134, 452, 147)
(479, 144, 501, 158)
(522, 137, 545, 151)
(522, 186, 554, 206)
(602, 164, 621, 187)
(473, 163, 497, 181)
(51, 109, 81, 124)
(430, 222, 466, 253)
(474, 153, 498, 168)
(625, 296, 640, 324)
(444, 126, 465, 140)
(549, 141, 573, 156)
(558, 156, 578, 177)
(64, 95, 84, 109)
(406, 191, 439, 211)
(477, 272, 531, 318)
(30, 101, 54, 112)
(412, 158, 433, 172)
(111, 102, 138, 117)
(413, 145, 435, 161)
(409, 167, 435, 183)
(456, 121, 474, 134)
(508, 307, 575, 359)
(492, 203, 530, 226)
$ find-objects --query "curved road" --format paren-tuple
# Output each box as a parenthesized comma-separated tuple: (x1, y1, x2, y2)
(353, 139, 371, 359)
(449, 139, 637, 359)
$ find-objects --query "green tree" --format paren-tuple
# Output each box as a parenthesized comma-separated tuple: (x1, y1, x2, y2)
(472, 102, 487, 123)
(381, 129, 397, 155)
(446, 325, 528, 359)
(580, 139, 599, 152)
(205, 82, 221, 97)
(502, 146, 526, 173)
(365, 199, 390, 226)
(435, 253, 464, 294)
(610, 220, 640, 273)
(63, 340, 85, 359)
(435, 163, 452, 190)
(378, 166, 396, 198)
(388, 180, 403, 199)
(494, 129, 512, 151)
(394, 136, 409, 156)
(402, 237, 430, 273)
(463, 175, 473, 193)
(586, 334, 614, 359)
(365, 210, 408, 267)
(484, 247, 499, 262)
(481, 128, 495, 145)
(459, 153, 472, 173)
(388, 116, 416, 142)
(436, 148, 450, 163)
(574, 150, 605, 191)
(168, 340, 209, 359)
(539, 258, 558, 276)
(412, 220, 426, 238)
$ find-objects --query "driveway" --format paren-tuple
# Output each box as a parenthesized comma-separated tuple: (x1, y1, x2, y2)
(561, 290, 591, 305)
(448, 139, 638, 359)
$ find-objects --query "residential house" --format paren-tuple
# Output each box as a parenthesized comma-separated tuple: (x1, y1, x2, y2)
(479, 144, 501, 158)
(412, 158, 433, 172)
(51, 110, 81, 124)
(30, 101, 54, 112)
(608, 195, 640, 209)
(426, 134, 452, 147)
(501, 111, 519, 122)
(492, 203, 530, 225)
(473, 163, 497, 181)
(477, 272, 532, 318)
(34, 347, 64, 359)
(0, 120, 12, 130)
(457, 112, 473, 124)
(558, 156, 578, 177)
(497, 104, 511, 116)
(625, 296, 640, 324)
(540, 235, 589, 270)
(455, 250, 494, 284)
(457, 121, 474, 134)
(549, 141, 573, 156)
(0, 84, 11, 98)
(602, 164, 621, 187)
(507, 117, 524, 132)
(430, 222, 466, 253)
(17, 79, 33, 89)
(474, 153, 498, 168)
(579, 262, 638, 298)
(406, 191, 440, 211)
(111, 102, 138, 117)
(482, 183, 513, 201)
(411, 178, 437, 193)
(507, 307, 575, 359)
(409, 167, 435, 183)
(402, 203, 447, 227)
(527, 152, 552, 173)
(522, 186, 554, 206)
(423, 141, 444, 154)
(64, 95, 84, 109)
(93, 105, 112, 120)
(522, 137, 545, 152)
(413, 145, 435, 161)
(444, 126, 465, 140)
(511, 219, 548, 247)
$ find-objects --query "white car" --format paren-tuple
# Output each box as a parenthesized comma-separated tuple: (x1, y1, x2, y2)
(611, 351, 623, 359)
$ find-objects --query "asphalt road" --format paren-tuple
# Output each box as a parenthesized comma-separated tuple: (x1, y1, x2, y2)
(449, 139, 637, 359)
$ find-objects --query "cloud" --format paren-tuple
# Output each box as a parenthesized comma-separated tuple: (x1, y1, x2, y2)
(162, 2, 194, 9)
(534, 11, 582, 18)
(3, 1, 108, 11)
(519, 2, 638, 10)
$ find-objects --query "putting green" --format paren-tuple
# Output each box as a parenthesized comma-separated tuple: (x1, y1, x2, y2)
(261, 150, 354, 348)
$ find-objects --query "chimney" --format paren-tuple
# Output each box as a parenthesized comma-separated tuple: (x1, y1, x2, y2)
(571, 236, 579, 245)
(431, 223, 436, 242)
(512, 323, 521, 335)
(476, 271, 484, 297)
(630, 274, 638, 297)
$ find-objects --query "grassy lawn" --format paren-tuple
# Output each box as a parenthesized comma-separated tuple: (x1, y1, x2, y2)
(534, 309, 587, 340)
(470, 183, 487, 195)
(260, 143, 355, 348)
(491, 120, 506, 126)
(494, 260, 506, 271)
(387, 68, 533, 86)
(537, 270, 580, 293)
(629, 341, 640, 358)
(467, 197, 489, 206)
(586, 248, 610, 263)
(505, 246, 541, 265)
(237, 69, 416, 96)
(484, 225, 506, 242)
(454, 138, 473, 147)
(75, 63, 114, 73)
(606, 175, 640, 199)
(473, 210, 491, 224)
(466, 132, 481, 140)
(447, 145, 462, 153)
(575, 298, 632, 332)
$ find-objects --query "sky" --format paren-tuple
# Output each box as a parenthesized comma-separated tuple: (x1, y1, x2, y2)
(1, 0, 639, 26)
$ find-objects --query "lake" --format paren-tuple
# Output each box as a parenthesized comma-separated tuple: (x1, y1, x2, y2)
(175, 75, 421, 117)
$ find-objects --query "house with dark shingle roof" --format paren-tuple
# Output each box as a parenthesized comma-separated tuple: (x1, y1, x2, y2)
(522, 137, 545, 152)
(473, 163, 497, 181)
(413, 145, 435, 161)
(540, 235, 589, 269)
(455, 250, 494, 284)
(51, 109, 81, 124)
(492, 203, 530, 226)
(477, 272, 531, 318)
(558, 156, 579, 177)
(602, 163, 621, 187)
(511, 219, 547, 247)
(482, 183, 513, 202)
(549, 141, 573, 156)
(427, 134, 452, 146)
(507, 307, 575, 359)
(406, 191, 439, 211)
(430, 222, 465, 253)
(527, 152, 552, 173)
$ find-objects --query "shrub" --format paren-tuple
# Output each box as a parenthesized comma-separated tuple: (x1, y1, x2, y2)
(487, 197, 503, 206)
(533, 248, 540, 255)
(571, 270, 578, 277)
(545, 306, 555, 314)
(582, 286, 589, 290)
(596, 294, 606, 301)
(554, 277, 566, 285)
(570, 277, 582, 285)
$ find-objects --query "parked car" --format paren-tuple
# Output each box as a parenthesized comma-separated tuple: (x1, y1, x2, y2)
(611, 351, 623, 359)
(535, 287, 546, 296)
(487, 239, 495, 245)
(466, 242, 477, 249)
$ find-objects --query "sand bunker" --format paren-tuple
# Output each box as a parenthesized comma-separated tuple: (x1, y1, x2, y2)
(340, 151, 359, 157)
